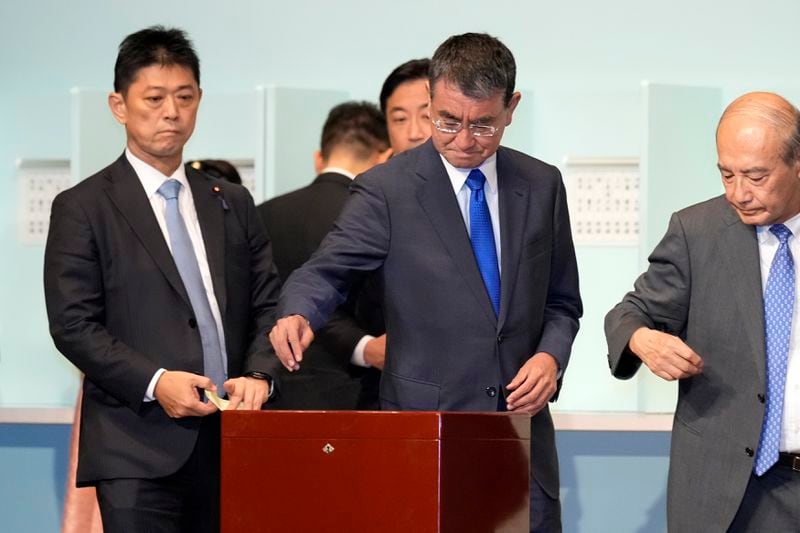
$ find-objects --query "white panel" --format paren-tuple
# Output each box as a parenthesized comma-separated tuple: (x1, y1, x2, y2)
(16, 159, 70, 245)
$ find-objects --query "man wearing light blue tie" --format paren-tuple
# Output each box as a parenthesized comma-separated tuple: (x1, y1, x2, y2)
(269, 33, 582, 533)
(44, 26, 281, 533)
(605, 91, 800, 532)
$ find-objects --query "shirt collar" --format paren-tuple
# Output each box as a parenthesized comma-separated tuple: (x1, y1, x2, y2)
(126, 148, 189, 198)
(320, 166, 356, 180)
(756, 211, 800, 243)
(439, 152, 498, 196)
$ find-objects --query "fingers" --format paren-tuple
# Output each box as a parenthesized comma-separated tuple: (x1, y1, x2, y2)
(269, 315, 313, 372)
(224, 378, 269, 411)
(631, 328, 704, 381)
(506, 354, 558, 413)
(225, 380, 242, 411)
(190, 373, 216, 392)
(506, 372, 555, 413)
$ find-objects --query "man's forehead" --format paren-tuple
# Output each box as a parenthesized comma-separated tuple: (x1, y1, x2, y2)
(129, 63, 198, 86)
(431, 81, 504, 110)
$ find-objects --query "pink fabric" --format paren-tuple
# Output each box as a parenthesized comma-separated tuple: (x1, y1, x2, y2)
(61, 382, 103, 533)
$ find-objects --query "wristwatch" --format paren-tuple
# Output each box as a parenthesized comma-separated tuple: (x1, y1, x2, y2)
(244, 371, 274, 399)
(243, 371, 270, 381)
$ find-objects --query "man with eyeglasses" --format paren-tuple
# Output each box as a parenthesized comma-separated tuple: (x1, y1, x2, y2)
(269, 32, 582, 533)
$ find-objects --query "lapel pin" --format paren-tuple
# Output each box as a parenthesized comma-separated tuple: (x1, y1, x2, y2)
(211, 185, 230, 211)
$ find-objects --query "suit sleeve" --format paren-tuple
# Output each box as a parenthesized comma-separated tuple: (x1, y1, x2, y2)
(234, 188, 283, 381)
(44, 191, 159, 412)
(534, 177, 583, 373)
(604, 212, 692, 379)
(277, 175, 390, 331)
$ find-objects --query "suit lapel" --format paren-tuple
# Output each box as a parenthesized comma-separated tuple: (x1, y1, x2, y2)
(719, 205, 765, 384)
(103, 154, 191, 307)
(496, 149, 530, 330)
(414, 142, 497, 326)
(188, 168, 227, 316)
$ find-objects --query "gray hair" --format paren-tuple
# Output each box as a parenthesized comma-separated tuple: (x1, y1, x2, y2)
(718, 92, 800, 165)
(429, 33, 516, 106)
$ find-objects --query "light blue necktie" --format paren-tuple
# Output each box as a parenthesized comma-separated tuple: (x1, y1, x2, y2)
(157, 179, 227, 391)
(465, 169, 500, 316)
(754, 223, 794, 476)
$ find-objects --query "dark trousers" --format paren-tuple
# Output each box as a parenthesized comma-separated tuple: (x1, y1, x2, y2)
(95, 413, 221, 533)
(531, 477, 562, 533)
(728, 463, 800, 532)
(498, 392, 563, 533)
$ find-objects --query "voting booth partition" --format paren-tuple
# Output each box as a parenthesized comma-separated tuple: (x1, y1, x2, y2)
(220, 411, 531, 532)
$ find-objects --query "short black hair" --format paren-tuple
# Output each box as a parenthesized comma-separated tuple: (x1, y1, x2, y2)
(320, 101, 389, 161)
(114, 26, 200, 94)
(379, 58, 431, 114)
(429, 33, 516, 106)
(189, 160, 242, 185)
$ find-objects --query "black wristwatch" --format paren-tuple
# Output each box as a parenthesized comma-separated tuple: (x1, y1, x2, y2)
(244, 371, 271, 381)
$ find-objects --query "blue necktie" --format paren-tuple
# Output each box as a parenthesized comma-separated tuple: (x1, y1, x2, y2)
(754, 223, 794, 476)
(157, 179, 227, 391)
(465, 169, 501, 316)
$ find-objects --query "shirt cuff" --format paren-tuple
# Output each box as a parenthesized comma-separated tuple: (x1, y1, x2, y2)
(351, 335, 376, 367)
(144, 368, 167, 402)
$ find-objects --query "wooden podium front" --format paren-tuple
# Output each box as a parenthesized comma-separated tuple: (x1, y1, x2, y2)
(221, 411, 530, 532)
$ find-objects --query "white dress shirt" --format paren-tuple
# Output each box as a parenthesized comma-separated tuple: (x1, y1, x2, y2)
(126, 149, 229, 400)
(319, 166, 373, 368)
(440, 152, 502, 269)
(756, 212, 800, 453)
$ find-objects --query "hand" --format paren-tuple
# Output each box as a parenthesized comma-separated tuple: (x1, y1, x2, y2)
(268, 315, 314, 371)
(505, 352, 559, 414)
(224, 376, 270, 411)
(364, 334, 386, 370)
(629, 327, 703, 381)
(154, 370, 218, 418)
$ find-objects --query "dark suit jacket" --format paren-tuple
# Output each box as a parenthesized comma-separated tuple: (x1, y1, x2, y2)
(258, 172, 382, 410)
(605, 196, 768, 532)
(44, 154, 282, 485)
(278, 140, 582, 496)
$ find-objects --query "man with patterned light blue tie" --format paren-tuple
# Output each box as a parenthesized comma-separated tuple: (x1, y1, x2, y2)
(269, 33, 582, 533)
(605, 91, 800, 532)
(44, 26, 281, 533)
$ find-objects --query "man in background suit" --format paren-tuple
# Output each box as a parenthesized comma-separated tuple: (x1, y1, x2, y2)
(379, 58, 431, 155)
(44, 26, 280, 533)
(269, 33, 582, 532)
(605, 92, 800, 531)
(258, 101, 390, 409)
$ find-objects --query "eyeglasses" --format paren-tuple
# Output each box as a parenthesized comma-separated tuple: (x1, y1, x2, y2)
(431, 119, 498, 137)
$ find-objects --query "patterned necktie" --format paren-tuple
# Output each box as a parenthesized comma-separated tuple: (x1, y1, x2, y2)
(465, 169, 500, 316)
(157, 179, 227, 391)
(754, 223, 794, 476)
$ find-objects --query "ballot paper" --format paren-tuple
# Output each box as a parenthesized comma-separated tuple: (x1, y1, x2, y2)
(206, 390, 232, 411)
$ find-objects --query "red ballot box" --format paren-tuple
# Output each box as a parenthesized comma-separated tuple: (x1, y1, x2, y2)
(221, 410, 530, 532)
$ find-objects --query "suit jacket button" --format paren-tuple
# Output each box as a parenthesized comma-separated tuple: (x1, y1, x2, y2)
(745, 447, 754, 457)
(757, 393, 765, 403)
(497, 334, 503, 344)
(485, 386, 497, 397)
(188, 318, 197, 329)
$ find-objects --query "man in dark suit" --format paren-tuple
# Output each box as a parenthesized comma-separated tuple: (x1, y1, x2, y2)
(379, 58, 431, 155)
(258, 101, 390, 409)
(605, 92, 800, 532)
(269, 33, 582, 533)
(44, 26, 280, 533)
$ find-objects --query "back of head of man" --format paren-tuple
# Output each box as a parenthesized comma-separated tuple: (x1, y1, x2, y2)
(380, 58, 431, 154)
(716, 91, 800, 227)
(107, 26, 202, 176)
(314, 101, 391, 177)
(428, 33, 521, 169)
